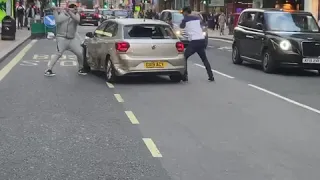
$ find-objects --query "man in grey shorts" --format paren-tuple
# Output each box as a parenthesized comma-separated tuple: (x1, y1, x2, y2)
(45, 4, 86, 76)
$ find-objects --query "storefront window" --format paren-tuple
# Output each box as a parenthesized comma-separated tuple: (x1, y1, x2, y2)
(274, 0, 304, 11)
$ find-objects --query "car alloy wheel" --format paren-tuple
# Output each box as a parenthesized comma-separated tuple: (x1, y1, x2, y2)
(232, 46, 242, 64)
(263, 52, 269, 70)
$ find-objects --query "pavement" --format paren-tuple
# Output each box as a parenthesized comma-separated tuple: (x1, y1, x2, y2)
(207, 28, 233, 41)
(1, 25, 320, 179)
(0, 28, 31, 63)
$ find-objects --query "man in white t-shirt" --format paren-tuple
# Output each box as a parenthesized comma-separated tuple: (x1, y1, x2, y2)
(180, 6, 214, 82)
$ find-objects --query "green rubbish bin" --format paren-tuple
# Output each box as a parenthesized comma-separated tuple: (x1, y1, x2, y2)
(31, 21, 45, 38)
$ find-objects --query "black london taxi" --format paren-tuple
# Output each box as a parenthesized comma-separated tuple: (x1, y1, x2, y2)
(232, 8, 320, 73)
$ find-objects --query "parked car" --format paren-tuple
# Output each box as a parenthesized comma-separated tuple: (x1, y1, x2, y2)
(82, 19, 187, 82)
(232, 8, 320, 73)
(159, 10, 208, 48)
(79, 9, 100, 26)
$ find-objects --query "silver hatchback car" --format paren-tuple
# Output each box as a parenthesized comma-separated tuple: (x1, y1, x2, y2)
(83, 18, 187, 82)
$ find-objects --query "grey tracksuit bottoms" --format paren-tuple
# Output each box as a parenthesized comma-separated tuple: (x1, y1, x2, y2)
(48, 37, 83, 70)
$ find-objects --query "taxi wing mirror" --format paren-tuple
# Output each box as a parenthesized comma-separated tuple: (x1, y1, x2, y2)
(85, 32, 94, 38)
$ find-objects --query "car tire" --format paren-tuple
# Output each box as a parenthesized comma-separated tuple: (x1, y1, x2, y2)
(105, 57, 117, 83)
(82, 45, 91, 72)
(169, 74, 182, 82)
(262, 50, 276, 73)
(232, 45, 243, 64)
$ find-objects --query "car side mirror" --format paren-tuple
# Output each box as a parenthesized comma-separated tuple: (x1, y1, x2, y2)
(85, 32, 94, 38)
(256, 23, 264, 30)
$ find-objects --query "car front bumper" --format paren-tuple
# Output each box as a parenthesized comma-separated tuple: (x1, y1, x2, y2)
(273, 50, 320, 70)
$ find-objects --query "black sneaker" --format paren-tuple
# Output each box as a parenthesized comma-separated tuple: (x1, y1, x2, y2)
(78, 69, 87, 75)
(208, 76, 215, 81)
(44, 69, 55, 77)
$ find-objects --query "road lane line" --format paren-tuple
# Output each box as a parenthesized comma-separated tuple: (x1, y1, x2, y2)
(248, 84, 320, 115)
(194, 63, 235, 79)
(208, 38, 233, 43)
(143, 138, 163, 157)
(114, 94, 124, 102)
(106, 82, 114, 88)
(0, 40, 37, 82)
(125, 111, 140, 124)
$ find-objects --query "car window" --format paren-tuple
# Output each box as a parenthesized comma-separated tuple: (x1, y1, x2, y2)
(160, 12, 167, 20)
(238, 11, 257, 28)
(103, 22, 117, 37)
(123, 24, 177, 39)
(103, 10, 113, 15)
(113, 10, 128, 16)
(265, 12, 320, 32)
(83, 10, 95, 15)
(94, 22, 109, 37)
(172, 12, 184, 24)
(254, 12, 264, 30)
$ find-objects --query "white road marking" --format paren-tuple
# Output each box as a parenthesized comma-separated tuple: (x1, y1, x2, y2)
(194, 63, 235, 79)
(248, 84, 320, 115)
(208, 38, 233, 43)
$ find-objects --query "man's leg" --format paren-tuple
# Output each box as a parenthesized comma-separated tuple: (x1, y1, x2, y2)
(183, 41, 196, 81)
(195, 40, 214, 81)
(69, 37, 87, 75)
(45, 37, 69, 76)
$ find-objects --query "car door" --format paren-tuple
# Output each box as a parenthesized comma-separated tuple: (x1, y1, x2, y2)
(250, 12, 266, 61)
(87, 21, 108, 69)
(99, 21, 118, 70)
(238, 11, 258, 59)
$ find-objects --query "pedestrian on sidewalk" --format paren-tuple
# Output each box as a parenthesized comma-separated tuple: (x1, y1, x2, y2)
(26, 4, 36, 30)
(180, 6, 214, 82)
(45, 4, 86, 77)
(16, 2, 25, 29)
(218, 11, 226, 35)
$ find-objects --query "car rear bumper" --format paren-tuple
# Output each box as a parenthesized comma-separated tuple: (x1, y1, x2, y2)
(113, 56, 186, 76)
(80, 19, 99, 24)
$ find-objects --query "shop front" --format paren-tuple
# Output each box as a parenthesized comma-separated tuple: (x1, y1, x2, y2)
(1, 0, 14, 22)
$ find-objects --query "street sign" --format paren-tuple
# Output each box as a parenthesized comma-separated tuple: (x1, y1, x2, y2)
(44, 15, 55, 28)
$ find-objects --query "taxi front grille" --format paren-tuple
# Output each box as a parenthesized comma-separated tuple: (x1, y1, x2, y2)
(302, 42, 320, 57)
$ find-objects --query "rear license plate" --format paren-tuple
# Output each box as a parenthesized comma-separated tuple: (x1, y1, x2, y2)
(144, 61, 167, 68)
(302, 58, 320, 64)
(86, 17, 92, 19)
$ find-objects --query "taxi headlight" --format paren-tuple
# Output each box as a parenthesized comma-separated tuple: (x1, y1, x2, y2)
(279, 40, 291, 50)
(176, 30, 181, 35)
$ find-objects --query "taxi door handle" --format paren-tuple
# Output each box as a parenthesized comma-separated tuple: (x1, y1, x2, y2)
(246, 35, 254, 39)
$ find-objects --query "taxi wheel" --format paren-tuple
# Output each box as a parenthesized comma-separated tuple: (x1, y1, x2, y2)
(105, 57, 116, 82)
(232, 45, 242, 64)
(262, 50, 276, 73)
(169, 74, 182, 82)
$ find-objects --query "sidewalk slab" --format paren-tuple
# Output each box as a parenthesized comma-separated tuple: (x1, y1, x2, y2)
(0, 29, 31, 63)
(207, 29, 233, 41)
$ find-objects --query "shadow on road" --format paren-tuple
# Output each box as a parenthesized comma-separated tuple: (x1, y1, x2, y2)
(91, 71, 180, 85)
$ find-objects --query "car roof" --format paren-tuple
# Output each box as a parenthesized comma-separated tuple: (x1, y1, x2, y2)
(83, 9, 95, 11)
(112, 18, 169, 25)
(242, 8, 313, 15)
(161, 10, 180, 13)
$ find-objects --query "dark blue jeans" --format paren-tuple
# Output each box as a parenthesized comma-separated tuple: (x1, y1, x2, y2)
(184, 39, 213, 78)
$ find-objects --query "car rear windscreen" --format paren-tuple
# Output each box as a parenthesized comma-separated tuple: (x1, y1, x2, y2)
(123, 24, 178, 39)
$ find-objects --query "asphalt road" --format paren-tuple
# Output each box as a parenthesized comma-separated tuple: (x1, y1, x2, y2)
(1, 26, 320, 179)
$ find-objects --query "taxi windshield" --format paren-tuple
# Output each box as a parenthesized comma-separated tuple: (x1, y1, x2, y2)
(114, 10, 128, 16)
(172, 13, 184, 24)
(103, 10, 113, 15)
(265, 12, 320, 32)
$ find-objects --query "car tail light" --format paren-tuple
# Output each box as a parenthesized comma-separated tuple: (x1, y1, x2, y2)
(94, 13, 99, 18)
(176, 42, 184, 52)
(115, 41, 130, 52)
(80, 13, 85, 17)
